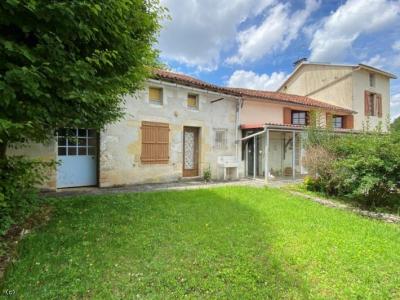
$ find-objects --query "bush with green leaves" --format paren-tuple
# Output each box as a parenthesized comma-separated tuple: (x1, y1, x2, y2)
(304, 130, 400, 208)
(0, 157, 54, 235)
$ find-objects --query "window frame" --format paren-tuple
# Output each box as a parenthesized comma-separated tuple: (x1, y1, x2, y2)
(333, 116, 344, 129)
(369, 73, 376, 87)
(148, 86, 163, 105)
(369, 93, 376, 116)
(214, 128, 228, 150)
(187, 93, 199, 110)
(291, 110, 308, 125)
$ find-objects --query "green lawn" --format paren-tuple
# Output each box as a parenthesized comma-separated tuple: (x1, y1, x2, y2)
(1, 187, 400, 299)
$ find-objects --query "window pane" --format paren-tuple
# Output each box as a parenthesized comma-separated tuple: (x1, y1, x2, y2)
(78, 129, 87, 137)
(58, 137, 66, 146)
(88, 147, 96, 156)
(67, 129, 77, 137)
(68, 147, 77, 155)
(78, 147, 87, 155)
(88, 138, 96, 146)
(68, 137, 77, 146)
(149, 87, 162, 102)
(187, 94, 198, 108)
(88, 129, 96, 137)
(58, 147, 66, 156)
(292, 112, 306, 125)
(78, 138, 87, 146)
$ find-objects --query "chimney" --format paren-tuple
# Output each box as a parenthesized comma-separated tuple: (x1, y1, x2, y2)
(293, 57, 307, 67)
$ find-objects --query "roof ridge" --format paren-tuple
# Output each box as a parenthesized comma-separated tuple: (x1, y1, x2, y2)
(152, 69, 354, 114)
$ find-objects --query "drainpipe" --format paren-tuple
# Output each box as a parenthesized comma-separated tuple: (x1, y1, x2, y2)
(235, 97, 242, 160)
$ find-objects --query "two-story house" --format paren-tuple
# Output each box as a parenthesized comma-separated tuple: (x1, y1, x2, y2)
(277, 61, 397, 131)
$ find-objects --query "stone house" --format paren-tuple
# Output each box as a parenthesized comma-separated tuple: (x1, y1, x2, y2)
(9, 69, 371, 189)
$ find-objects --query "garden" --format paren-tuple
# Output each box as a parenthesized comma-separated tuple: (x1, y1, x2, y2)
(1, 187, 400, 299)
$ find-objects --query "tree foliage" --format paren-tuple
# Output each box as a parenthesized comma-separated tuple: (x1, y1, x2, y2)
(392, 116, 400, 132)
(0, 0, 165, 155)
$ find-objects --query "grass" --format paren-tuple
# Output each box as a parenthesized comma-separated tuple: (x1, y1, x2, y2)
(1, 187, 400, 299)
(284, 183, 400, 216)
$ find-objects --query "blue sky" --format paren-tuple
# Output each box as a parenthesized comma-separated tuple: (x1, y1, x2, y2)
(157, 0, 400, 119)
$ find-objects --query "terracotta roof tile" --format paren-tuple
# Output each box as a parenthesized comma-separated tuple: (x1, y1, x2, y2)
(229, 88, 354, 114)
(152, 69, 354, 114)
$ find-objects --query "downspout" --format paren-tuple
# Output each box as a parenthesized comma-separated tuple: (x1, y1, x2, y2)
(235, 97, 242, 160)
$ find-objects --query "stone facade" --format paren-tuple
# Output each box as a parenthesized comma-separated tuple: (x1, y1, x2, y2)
(98, 80, 241, 187)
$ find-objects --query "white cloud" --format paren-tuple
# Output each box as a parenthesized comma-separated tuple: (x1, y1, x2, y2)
(309, 0, 400, 62)
(393, 40, 400, 51)
(391, 92, 400, 120)
(362, 54, 387, 69)
(227, 70, 288, 90)
(227, 0, 320, 64)
(158, 0, 275, 71)
(392, 40, 400, 67)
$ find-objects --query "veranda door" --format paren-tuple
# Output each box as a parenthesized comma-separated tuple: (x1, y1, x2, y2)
(183, 127, 199, 177)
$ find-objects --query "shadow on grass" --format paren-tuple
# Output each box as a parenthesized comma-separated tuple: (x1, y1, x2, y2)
(1, 188, 309, 299)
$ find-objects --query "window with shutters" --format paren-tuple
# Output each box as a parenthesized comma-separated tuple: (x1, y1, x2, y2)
(365, 91, 382, 118)
(333, 116, 343, 129)
(141, 121, 169, 164)
(291, 111, 308, 125)
(214, 128, 228, 149)
(187, 93, 199, 109)
(149, 87, 163, 105)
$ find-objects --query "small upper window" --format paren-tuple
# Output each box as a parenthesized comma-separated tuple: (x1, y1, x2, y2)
(149, 87, 163, 104)
(333, 116, 343, 129)
(369, 73, 375, 87)
(291, 111, 307, 125)
(187, 94, 199, 109)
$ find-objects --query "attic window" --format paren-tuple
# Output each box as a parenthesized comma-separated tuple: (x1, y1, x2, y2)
(187, 94, 199, 109)
(369, 73, 375, 87)
(149, 87, 163, 104)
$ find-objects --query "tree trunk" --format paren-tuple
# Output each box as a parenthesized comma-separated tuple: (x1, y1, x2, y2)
(0, 141, 7, 160)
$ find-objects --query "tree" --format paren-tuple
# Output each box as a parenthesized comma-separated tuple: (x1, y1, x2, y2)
(392, 116, 400, 132)
(0, 0, 165, 158)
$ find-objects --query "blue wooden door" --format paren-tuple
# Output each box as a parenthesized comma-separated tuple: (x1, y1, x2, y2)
(56, 129, 97, 188)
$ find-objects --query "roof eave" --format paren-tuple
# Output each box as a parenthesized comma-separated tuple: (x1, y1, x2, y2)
(242, 96, 354, 115)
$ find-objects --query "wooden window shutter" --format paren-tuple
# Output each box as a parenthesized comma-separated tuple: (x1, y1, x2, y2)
(376, 94, 382, 118)
(149, 87, 162, 103)
(326, 113, 333, 128)
(141, 121, 169, 164)
(283, 108, 291, 124)
(364, 91, 370, 116)
(343, 115, 354, 129)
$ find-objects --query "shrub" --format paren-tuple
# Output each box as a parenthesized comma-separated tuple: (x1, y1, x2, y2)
(203, 166, 212, 182)
(0, 157, 54, 235)
(304, 130, 400, 209)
